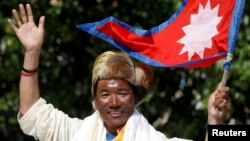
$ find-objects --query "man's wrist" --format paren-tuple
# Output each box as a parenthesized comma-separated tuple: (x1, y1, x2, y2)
(207, 118, 223, 125)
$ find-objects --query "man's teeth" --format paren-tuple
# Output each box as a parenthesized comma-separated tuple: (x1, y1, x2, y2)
(110, 111, 121, 115)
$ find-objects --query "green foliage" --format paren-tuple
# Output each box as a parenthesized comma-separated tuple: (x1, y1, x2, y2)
(0, 0, 250, 140)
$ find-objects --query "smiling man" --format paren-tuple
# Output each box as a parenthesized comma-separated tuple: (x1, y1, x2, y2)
(95, 79, 135, 134)
(8, 3, 231, 141)
(85, 51, 170, 141)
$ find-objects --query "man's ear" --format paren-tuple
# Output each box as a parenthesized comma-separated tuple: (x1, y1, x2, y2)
(92, 100, 98, 110)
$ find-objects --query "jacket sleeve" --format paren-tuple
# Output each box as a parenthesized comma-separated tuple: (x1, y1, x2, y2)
(17, 97, 83, 141)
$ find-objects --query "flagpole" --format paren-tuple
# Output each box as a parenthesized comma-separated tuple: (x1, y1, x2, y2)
(220, 69, 228, 87)
(220, 53, 232, 87)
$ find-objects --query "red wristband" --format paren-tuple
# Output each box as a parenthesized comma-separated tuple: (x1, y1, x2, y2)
(20, 71, 37, 77)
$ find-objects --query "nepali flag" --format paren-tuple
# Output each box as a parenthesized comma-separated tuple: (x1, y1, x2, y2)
(77, 0, 245, 68)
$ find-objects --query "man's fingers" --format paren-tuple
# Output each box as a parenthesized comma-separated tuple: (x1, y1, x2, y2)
(12, 9, 22, 27)
(19, 4, 28, 24)
(217, 99, 231, 110)
(26, 4, 34, 23)
(214, 98, 225, 107)
(7, 19, 18, 33)
(215, 93, 230, 101)
(218, 86, 230, 93)
(38, 16, 45, 30)
(216, 99, 231, 112)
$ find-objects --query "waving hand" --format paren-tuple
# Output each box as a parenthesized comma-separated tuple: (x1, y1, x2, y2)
(8, 4, 45, 52)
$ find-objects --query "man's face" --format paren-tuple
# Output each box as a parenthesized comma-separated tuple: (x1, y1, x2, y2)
(94, 79, 135, 133)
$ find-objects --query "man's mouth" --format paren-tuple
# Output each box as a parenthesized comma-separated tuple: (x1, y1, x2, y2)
(109, 111, 122, 117)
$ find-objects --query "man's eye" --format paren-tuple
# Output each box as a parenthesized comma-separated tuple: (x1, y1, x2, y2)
(101, 93, 109, 97)
(119, 91, 128, 96)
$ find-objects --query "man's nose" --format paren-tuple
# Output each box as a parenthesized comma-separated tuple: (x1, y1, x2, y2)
(109, 94, 120, 108)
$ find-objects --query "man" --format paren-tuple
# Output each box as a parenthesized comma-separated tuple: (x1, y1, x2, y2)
(8, 3, 231, 141)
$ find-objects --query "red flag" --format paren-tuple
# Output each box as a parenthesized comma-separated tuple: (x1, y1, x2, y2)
(77, 0, 245, 68)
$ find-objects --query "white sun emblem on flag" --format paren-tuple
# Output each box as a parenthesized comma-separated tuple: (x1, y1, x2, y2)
(177, 0, 222, 60)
